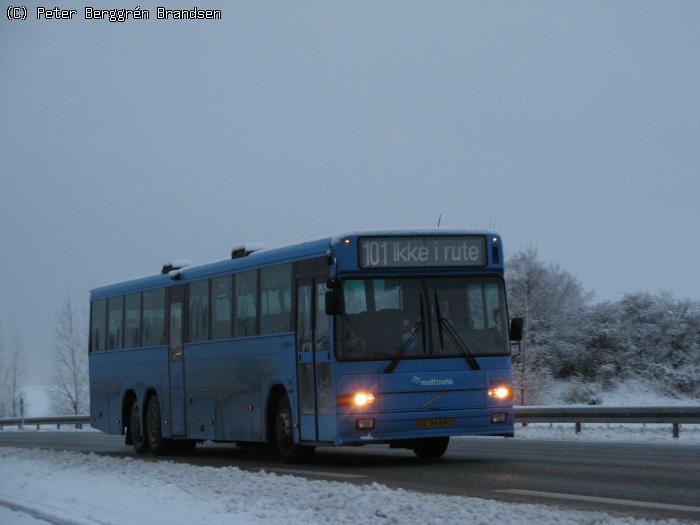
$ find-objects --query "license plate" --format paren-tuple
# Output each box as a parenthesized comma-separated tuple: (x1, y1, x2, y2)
(416, 418, 453, 429)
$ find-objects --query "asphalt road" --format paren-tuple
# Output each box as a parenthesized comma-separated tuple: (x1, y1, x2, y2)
(1, 431, 699, 522)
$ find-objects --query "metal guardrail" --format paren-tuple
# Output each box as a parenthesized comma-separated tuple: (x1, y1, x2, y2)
(1, 406, 699, 437)
(0, 415, 90, 430)
(514, 405, 700, 438)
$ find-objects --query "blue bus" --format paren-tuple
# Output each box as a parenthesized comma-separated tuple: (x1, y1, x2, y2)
(89, 230, 522, 462)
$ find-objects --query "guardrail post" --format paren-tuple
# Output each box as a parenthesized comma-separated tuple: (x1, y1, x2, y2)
(77, 423, 82, 429)
(575, 422, 581, 434)
(57, 423, 61, 430)
(36, 423, 40, 430)
(673, 423, 679, 439)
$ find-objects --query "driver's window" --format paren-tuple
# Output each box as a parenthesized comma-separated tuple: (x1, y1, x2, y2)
(467, 283, 486, 329)
(373, 280, 400, 311)
(343, 280, 367, 314)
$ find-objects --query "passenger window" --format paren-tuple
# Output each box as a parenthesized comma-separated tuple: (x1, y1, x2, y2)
(235, 270, 258, 336)
(124, 293, 141, 348)
(106, 296, 124, 349)
(189, 280, 210, 342)
(260, 265, 292, 334)
(142, 289, 166, 346)
(211, 275, 232, 340)
(90, 299, 107, 352)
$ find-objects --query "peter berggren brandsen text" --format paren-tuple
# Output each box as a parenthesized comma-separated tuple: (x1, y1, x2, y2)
(35, 6, 222, 22)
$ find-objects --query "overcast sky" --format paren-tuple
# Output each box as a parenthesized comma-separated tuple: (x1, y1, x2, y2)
(1, 1, 699, 383)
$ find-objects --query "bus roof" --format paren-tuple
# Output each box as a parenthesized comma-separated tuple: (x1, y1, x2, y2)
(90, 229, 498, 300)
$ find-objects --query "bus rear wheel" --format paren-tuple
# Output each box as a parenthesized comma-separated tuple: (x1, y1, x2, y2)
(145, 396, 171, 456)
(273, 396, 314, 463)
(130, 402, 149, 455)
(412, 437, 449, 459)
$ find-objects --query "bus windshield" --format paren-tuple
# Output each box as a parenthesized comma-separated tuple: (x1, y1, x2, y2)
(336, 277, 509, 361)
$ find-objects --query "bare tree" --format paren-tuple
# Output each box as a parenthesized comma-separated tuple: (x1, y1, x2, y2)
(47, 296, 89, 415)
(7, 336, 28, 417)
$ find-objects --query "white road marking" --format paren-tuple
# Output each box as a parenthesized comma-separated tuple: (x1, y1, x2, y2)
(252, 467, 368, 480)
(494, 489, 700, 514)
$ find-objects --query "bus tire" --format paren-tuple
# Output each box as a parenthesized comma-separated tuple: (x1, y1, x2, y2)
(273, 395, 314, 463)
(130, 402, 149, 455)
(412, 437, 449, 459)
(145, 396, 171, 456)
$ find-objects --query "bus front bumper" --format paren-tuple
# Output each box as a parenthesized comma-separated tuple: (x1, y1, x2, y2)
(335, 406, 514, 446)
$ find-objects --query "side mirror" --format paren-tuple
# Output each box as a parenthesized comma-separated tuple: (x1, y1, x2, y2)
(509, 317, 524, 342)
(325, 289, 344, 316)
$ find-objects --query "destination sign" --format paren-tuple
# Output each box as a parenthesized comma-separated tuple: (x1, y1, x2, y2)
(359, 236, 486, 268)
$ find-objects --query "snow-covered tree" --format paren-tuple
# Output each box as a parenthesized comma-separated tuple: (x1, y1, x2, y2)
(582, 293, 700, 398)
(506, 247, 591, 404)
(46, 296, 89, 415)
(505, 247, 700, 404)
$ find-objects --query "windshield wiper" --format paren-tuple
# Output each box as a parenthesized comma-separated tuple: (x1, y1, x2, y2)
(384, 294, 426, 374)
(433, 291, 480, 371)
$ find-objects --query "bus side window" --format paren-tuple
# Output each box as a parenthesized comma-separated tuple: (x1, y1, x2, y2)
(211, 275, 232, 340)
(189, 279, 210, 342)
(261, 264, 292, 335)
(106, 296, 124, 350)
(90, 299, 107, 352)
(315, 281, 330, 351)
(142, 289, 166, 346)
(297, 283, 312, 352)
(124, 292, 141, 349)
(235, 270, 258, 337)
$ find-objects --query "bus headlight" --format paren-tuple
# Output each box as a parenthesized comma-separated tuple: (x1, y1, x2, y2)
(337, 392, 376, 407)
(488, 385, 512, 400)
(353, 392, 375, 406)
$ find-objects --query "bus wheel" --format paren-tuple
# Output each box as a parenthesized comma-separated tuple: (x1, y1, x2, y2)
(145, 396, 171, 456)
(130, 402, 149, 455)
(273, 396, 314, 463)
(412, 437, 449, 459)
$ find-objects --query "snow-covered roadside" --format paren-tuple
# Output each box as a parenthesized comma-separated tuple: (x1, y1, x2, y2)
(514, 423, 700, 445)
(0, 507, 50, 525)
(0, 447, 686, 525)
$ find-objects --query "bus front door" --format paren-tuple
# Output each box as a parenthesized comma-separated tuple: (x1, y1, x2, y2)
(168, 285, 186, 437)
(296, 275, 334, 443)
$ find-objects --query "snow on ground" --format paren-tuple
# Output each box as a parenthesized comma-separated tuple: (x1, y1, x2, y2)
(0, 447, 685, 525)
(515, 422, 700, 445)
(0, 507, 50, 525)
(544, 379, 699, 407)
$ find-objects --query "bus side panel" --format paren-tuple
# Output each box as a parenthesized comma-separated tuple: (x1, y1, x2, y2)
(184, 334, 296, 443)
(89, 347, 170, 435)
